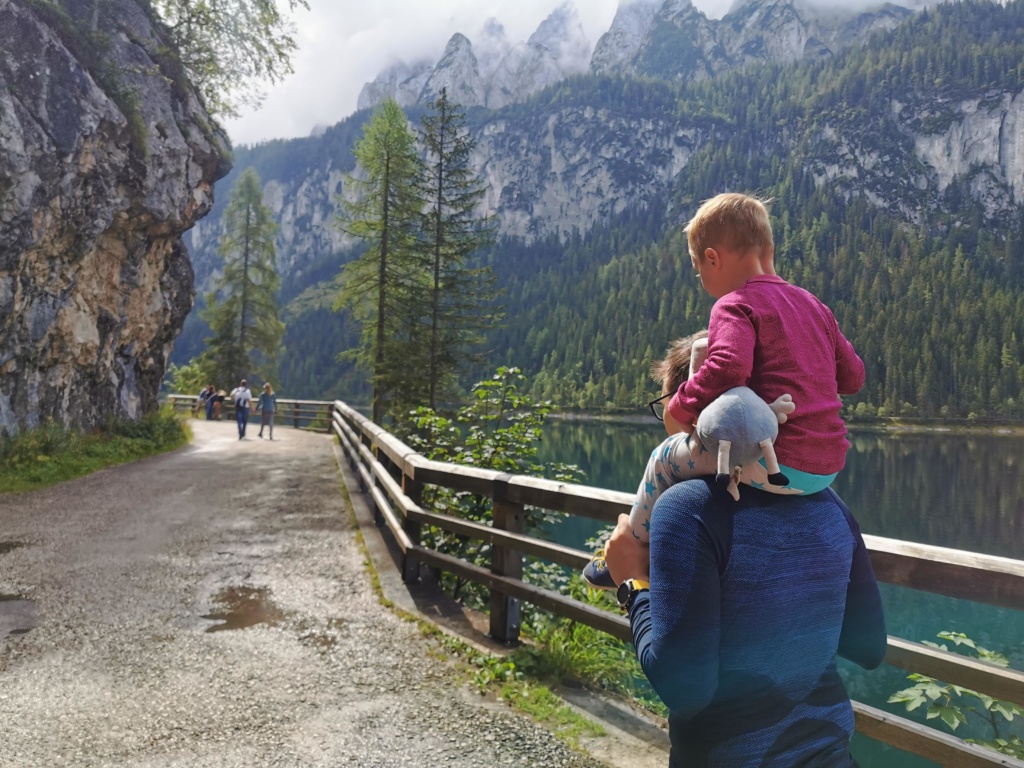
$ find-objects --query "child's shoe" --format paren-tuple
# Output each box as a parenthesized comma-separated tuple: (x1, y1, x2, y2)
(582, 549, 617, 590)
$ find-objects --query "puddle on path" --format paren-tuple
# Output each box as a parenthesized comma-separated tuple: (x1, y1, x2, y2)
(0, 541, 25, 555)
(0, 594, 39, 639)
(202, 586, 285, 633)
(296, 617, 347, 653)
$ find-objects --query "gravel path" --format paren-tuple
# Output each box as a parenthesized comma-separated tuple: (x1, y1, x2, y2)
(0, 421, 611, 768)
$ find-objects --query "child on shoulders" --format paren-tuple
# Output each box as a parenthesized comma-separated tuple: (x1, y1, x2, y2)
(585, 192, 864, 589)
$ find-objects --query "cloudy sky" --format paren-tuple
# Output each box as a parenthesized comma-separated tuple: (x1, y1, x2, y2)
(223, 0, 735, 146)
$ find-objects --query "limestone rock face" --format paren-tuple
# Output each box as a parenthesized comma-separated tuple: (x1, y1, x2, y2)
(487, 3, 591, 109)
(186, 103, 707, 289)
(359, 2, 594, 112)
(0, 0, 230, 436)
(590, 0, 662, 75)
(722, 0, 913, 66)
(592, 0, 913, 82)
(422, 33, 486, 109)
(910, 91, 1024, 213)
(802, 88, 1024, 223)
(356, 60, 432, 111)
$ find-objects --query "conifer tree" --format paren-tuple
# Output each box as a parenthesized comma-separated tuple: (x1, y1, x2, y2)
(335, 99, 425, 423)
(416, 88, 501, 410)
(201, 168, 284, 387)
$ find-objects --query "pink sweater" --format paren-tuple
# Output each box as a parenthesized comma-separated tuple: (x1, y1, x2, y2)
(667, 275, 865, 475)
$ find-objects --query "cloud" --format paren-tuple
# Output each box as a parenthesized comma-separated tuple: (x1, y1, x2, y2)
(222, 0, 925, 145)
(223, 0, 618, 146)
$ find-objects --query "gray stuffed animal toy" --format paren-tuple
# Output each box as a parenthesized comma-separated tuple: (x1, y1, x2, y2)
(686, 338, 794, 501)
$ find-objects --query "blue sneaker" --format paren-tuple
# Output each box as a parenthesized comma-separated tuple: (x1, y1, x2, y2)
(582, 549, 616, 590)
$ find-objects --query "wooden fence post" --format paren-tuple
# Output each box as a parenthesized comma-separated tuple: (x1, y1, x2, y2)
(369, 444, 386, 527)
(490, 474, 523, 645)
(402, 474, 423, 584)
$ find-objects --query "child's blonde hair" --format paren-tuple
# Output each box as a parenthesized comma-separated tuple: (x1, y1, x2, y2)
(651, 329, 709, 393)
(684, 193, 773, 262)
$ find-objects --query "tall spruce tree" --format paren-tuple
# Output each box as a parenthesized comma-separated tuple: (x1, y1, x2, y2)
(417, 88, 500, 410)
(201, 168, 284, 387)
(335, 99, 426, 423)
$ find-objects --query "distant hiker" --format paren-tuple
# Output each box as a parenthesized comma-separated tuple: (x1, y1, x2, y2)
(211, 390, 226, 420)
(199, 385, 216, 420)
(256, 383, 278, 440)
(230, 379, 253, 440)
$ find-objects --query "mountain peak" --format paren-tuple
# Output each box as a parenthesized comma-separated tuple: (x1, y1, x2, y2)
(528, 1, 591, 69)
(590, 0, 662, 75)
(421, 33, 485, 107)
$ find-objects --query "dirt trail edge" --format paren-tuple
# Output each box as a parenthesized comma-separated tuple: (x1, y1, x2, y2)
(0, 420, 667, 767)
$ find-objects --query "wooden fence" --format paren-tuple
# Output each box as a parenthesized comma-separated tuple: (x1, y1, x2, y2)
(330, 399, 1024, 768)
(167, 395, 333, 432)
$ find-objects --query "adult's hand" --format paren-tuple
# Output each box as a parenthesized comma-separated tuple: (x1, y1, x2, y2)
(603, 514, 651, 586)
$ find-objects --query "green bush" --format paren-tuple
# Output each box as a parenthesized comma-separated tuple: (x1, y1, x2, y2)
(889, 631, 1024, 759)
(109, 407, 188, 447)
(0, 421, 79, 467)
(402, 367, 662, 713)
(0, 409, 189, 493)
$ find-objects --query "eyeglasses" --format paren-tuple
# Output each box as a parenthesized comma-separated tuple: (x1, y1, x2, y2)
(648, 392, 673, 421)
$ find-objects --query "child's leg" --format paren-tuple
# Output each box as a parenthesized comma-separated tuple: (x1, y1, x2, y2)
(628, 432, 711, 542)
(585, 432, 710, 589)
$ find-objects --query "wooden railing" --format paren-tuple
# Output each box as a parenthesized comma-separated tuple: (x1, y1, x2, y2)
(167, 395, 333, 432)
(331, 399, 1024, 768)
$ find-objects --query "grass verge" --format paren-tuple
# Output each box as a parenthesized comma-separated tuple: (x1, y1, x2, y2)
(333, 448, 607, 753)
(0, 408, 190, 493)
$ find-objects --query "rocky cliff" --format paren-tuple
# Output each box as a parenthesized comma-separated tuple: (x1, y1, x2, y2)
(184, 99, 705, 284)
(359, 0, 917, 113)
(591, 0, 913, 80)
(357, 2, 592, 112)
(0, 0, 230, 437)
(177, 0, 1024, 332)
(186, 77, 1024, 288)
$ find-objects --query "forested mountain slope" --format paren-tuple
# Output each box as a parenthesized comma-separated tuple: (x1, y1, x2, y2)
(175, 0, 1024, 418)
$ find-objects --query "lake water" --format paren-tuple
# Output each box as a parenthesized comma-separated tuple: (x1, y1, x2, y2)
(536, 418, 1024, 767)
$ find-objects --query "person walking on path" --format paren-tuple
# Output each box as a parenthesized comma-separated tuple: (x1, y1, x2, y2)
(230, 379, 253, 440)
(256, 383, 278, 440)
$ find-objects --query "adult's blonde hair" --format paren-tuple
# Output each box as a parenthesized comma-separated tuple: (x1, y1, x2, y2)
(684, 193, 773, 262)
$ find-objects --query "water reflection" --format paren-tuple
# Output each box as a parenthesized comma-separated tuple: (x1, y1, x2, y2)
(540, 420, 1024, 560)
(836, 431, 1024, 559)
(201, 586, 284, 633)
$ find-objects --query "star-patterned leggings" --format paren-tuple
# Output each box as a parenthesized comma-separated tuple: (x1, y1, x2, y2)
(628, 432, 836, 543)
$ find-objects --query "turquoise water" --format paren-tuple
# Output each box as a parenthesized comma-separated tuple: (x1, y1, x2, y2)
(536, 418, 1024, 767)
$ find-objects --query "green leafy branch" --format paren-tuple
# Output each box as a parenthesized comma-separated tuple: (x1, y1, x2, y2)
(888, 631, 1024, 759)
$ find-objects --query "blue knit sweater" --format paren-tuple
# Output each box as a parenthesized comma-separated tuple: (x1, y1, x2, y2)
(628, 480, 886, 767)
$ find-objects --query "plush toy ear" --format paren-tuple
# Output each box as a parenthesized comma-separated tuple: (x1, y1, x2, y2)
(690, 337, 710, 379)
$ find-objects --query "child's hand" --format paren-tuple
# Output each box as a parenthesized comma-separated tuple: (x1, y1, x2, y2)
(769, 394, 795, 424)
(604, 514, 650, 586)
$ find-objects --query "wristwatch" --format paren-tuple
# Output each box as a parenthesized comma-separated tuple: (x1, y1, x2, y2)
(616, 578, 650, 611)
